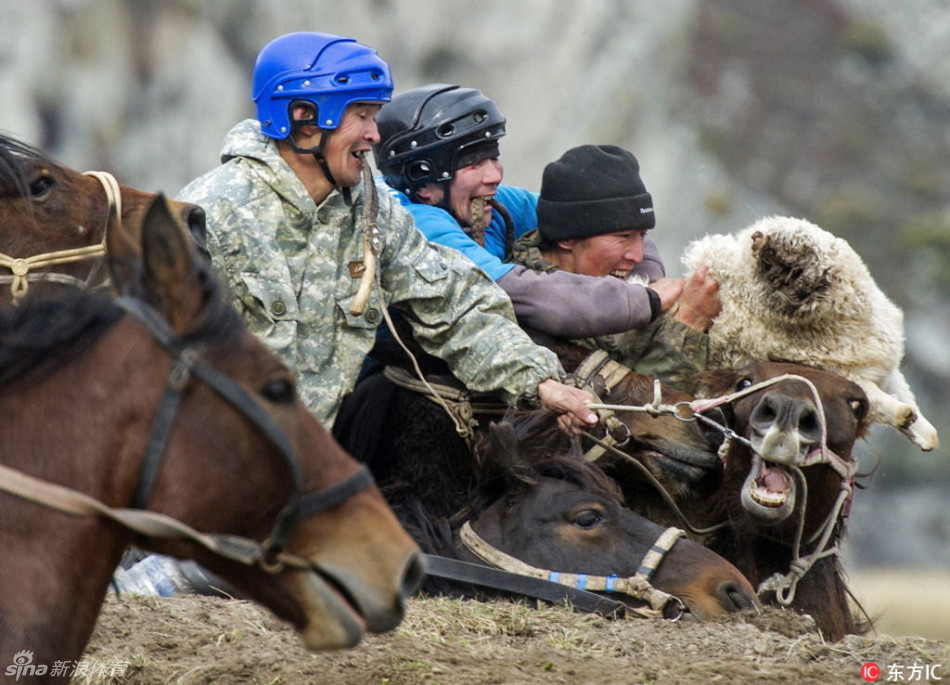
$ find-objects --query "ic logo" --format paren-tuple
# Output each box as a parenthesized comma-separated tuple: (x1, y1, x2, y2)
(861, 662, 881, 682)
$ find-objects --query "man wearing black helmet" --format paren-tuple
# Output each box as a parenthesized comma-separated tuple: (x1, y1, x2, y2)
(374, 84, 720, 381)
(175, 33, 598, 432)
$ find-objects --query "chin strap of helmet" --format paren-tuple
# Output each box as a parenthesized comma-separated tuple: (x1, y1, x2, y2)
(288, 120, 353, 206)
(434, 179, 457, 218)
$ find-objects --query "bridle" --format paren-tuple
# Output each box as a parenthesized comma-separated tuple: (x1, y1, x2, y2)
(456, 520, 688, 620)
(0, 170, 117, 302)
(571, 350, 860, 605)
(0, 294, 375, 573)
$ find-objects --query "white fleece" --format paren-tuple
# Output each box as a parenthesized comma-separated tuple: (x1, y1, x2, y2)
(682, 215, 938, 451)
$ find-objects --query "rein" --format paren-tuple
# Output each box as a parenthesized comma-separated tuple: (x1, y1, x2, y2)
(572, 351, 857, 604)
(456, 520, 687, 620)
(0, 295, 374, 573)
(345, 157, 479, 443)
(0, 170, 116, 301)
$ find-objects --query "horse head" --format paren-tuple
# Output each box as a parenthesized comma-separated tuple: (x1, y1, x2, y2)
(531, 338, 726, 517)
(0, 195, 422, 664)
(461, 420, 759, 621)
(0, 133, 205, 304)
(695, 361, 869, 535)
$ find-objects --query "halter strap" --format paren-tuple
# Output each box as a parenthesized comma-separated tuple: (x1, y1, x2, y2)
(0, 170, 117, 300)
(458, 520, 686, 619)
(116, 295, 375, 555)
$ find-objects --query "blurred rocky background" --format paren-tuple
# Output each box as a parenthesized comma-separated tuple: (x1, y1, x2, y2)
(1, 0, 948, 570)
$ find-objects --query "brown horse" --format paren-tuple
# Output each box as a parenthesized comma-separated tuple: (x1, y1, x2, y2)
(530, 333, 728, 522)
(0, 196, 423, 677)
(0, 132, 205, 303)
(687, 361, 872, 640)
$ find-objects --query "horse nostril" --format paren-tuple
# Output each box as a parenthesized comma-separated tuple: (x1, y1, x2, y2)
(752, 396, 779, 427)
(797, 406, 822, 441)
(402, 551, 426, 600)
(721, 581, 759, 612)
(186, 205, 206, 239)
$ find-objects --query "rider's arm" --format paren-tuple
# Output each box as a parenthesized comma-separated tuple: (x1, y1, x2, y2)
(604, 315, 710, 392)
(498, 265, 658, 338)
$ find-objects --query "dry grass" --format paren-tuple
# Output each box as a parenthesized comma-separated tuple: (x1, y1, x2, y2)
(80, 593, 950, 684)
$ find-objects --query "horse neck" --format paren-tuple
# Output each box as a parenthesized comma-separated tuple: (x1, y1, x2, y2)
(0, 517, 130, 667)
(708, 519, 859, 640)
(0, 325, 157, 663)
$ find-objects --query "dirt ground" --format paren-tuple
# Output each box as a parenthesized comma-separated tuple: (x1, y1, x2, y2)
(79, 591, 949, 685)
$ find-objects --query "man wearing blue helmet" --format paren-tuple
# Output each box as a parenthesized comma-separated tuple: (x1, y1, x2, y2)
(176, 32, 597, 431)
(374, 84, 720, 383)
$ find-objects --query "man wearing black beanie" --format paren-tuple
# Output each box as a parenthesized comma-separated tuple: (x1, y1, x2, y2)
(512, 144, 721, 387)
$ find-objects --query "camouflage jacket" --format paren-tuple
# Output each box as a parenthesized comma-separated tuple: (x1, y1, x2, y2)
(177, 120, 564, 426)
(511, 229, 709, 389)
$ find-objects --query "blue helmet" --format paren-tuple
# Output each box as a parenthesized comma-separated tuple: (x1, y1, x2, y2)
(252, 32, 393, 139)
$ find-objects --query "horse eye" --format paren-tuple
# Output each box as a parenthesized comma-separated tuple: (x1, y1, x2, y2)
(736, 377, 753, 391)
(29, 174, 55, 200)
(849, 398, 868, 420)
(572, 509, 606, 530)
(261, 378, 295, 404)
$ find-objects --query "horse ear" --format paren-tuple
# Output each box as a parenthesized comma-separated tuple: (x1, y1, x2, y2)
(105, 193, 141, 294)
(484, 422, 536, 484)
(138, 194, 206, 332)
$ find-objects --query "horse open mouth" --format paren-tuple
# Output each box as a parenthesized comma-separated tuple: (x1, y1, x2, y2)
(741, 456, 797, 522)
(297, 566, 369, 650)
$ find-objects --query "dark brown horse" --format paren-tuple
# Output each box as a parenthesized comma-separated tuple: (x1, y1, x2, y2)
(440, 418, 759, 620)
(337, 327, 727, 528)
(530, 333, 728, 523)
(0, 132, 205, 303)
(335, 363, 759, 619)
(686, 361, 872, 640)
(0, 196, 423, 677)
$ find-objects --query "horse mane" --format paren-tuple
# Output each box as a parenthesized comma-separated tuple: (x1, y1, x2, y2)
(0, 258, 240, 390)
(462, 411, 625, 522)
(0, 292, 121, 388)
(0, 131, 59, 198)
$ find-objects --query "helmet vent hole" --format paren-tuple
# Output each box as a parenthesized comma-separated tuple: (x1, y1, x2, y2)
(408, 161, 432, 181)
(438, 124, 455, 137)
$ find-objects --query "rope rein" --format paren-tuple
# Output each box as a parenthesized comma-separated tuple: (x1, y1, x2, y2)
(0, 170, 118, 301)
(348, 154, 473, 442)
(349, 153, 379, 317)
(0, 460, 316, 571)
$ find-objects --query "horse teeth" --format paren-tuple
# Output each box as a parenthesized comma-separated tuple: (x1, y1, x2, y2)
(749, 483, 787, 507)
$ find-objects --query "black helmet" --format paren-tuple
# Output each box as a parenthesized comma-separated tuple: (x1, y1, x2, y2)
(374, 84, 506, 198)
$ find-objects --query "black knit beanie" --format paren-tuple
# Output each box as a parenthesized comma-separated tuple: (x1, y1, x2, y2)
(537, 144, 655, 242)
